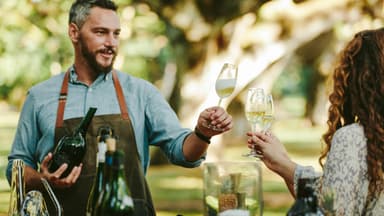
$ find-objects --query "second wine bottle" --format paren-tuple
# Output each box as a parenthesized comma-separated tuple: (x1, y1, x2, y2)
(93, 136, 135, 216)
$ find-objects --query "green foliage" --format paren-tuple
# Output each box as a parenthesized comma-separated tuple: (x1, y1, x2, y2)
(273, 58, 304, 97)
(0, 0, 71, 105)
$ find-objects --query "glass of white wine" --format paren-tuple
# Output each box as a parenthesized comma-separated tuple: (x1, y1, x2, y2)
(243, 88, 266, 158)
(204, 63, 238, 131)
(215, 63, 237, 106)
(262, 94, 274, 132)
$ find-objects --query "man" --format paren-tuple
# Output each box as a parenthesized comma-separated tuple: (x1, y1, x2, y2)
(6, 0, 233, 215)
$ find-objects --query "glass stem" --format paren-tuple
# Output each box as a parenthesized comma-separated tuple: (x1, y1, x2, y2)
(251, 123, 258, 152)
(251, 123, 258, 133)
(218, 98, 223, 107)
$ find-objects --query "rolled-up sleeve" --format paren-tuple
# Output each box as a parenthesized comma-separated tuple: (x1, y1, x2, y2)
(145, 87, 204, 168)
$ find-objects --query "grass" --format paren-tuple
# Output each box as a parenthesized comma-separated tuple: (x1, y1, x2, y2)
(0, 101, 325, 215)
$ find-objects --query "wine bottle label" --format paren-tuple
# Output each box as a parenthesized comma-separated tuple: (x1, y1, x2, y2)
(97, 142, 107, 163)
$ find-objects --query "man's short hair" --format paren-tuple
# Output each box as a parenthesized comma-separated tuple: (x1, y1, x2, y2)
(69, 0, 118, 28)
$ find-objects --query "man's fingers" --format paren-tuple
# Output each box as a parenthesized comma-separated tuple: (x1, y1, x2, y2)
(221, 115, 232, 128)
(72, 164, 82, 182)
(40, 153, 53, 169)
(199, 109, 215, 124)
(53, 163, 68, 179)
(66, 164, 82, 184)
(50, 165, 82, 188)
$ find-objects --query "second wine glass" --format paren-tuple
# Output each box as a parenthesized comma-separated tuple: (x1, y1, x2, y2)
(243, 88, 266, 158)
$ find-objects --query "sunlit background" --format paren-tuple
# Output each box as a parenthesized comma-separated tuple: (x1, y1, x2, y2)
(1, 0, 383, 215)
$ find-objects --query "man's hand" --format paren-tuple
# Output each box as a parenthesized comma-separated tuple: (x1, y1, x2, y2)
(182, 106, 233, 161)
(197, 106, 233, 137)
(40, 153, 82, 189)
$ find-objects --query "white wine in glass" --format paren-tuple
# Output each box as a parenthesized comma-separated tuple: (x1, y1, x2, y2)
(204, 63, 238, 131)
(243, 88, 266, 158)
(262, 94, 274, 132)
(215, 63, 237, 105)
(215, 80, 236, 106)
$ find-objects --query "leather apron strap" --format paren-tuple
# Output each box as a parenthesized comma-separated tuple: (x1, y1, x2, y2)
(55, 69, 69, 128)
(48, 69, 155, 216)
(112, 70, 129, 120)
(55, 70, 129, 128)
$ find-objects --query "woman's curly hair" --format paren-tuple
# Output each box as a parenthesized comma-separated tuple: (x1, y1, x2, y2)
(320, 28, 384, 195)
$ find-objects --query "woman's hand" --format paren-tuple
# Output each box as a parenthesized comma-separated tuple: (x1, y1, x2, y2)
(246, 131, 296, 179)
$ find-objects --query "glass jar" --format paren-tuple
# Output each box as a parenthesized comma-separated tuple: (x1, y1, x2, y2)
(203, 161, 263, 216)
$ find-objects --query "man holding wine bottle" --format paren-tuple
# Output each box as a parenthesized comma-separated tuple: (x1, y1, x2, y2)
(6, 0, 233, 215)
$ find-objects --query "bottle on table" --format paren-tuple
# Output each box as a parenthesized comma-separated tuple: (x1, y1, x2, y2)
(92, 136, 116, 216)
(287, 177, 324, 216)
(94, 137, 134, 216)
(48, 107, 97, 177)
(86, 126, 113, 216)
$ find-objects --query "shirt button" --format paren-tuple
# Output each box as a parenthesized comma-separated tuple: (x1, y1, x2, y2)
(88, 88, 93, 92)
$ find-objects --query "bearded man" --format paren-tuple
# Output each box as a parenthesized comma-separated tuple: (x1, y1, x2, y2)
(6, 0, 233, 215)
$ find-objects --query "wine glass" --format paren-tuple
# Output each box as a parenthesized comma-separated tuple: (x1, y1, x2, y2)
(204, 63, 238, 131)
(215, 63, 238, 106)
(243, 88, 266, 158)
(262, 94, 274, 132)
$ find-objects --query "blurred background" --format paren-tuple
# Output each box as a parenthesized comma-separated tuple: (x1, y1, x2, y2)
(0, 0, 383, 215)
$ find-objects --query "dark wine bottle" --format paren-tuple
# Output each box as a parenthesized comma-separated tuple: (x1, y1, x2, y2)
(49, 107, 97, 178)
(93, 136, 117, 216)
(287, 177, 324, 216)
(86, 126, 113, 216)
(96, 149, 134, 215)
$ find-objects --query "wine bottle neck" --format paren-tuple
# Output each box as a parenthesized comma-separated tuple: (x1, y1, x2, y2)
(102, 151, 115, 182)
(74, 107, 97, 136)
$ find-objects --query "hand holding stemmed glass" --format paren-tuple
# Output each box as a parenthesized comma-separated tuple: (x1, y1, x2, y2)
(243, 88, 266, 158)
(203, 63, 238, 131)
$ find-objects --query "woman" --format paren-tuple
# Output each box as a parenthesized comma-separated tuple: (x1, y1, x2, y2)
(248, 28, 384, 215)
